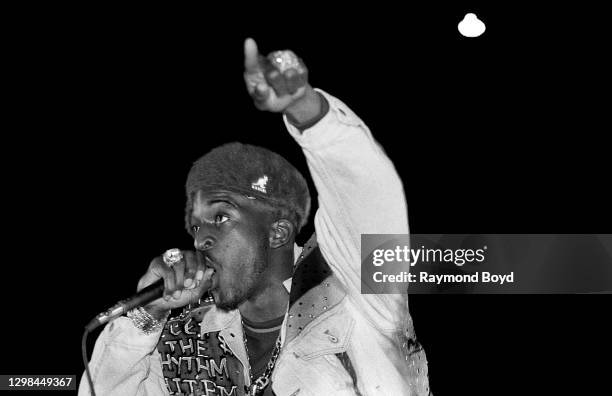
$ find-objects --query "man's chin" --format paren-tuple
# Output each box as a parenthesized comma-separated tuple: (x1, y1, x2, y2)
(212, 290, 242, 311)
(215, 300, 241, 312)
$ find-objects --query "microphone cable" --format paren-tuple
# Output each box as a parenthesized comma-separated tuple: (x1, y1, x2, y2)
(81, 329, 97, 396)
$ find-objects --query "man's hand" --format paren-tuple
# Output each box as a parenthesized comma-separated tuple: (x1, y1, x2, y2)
(244, 38, 323, 124)
(136, 251, 214, 320)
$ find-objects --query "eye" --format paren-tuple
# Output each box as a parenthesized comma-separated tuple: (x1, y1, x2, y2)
(191, 225, 200, 234)
(215, 215, 229, 225)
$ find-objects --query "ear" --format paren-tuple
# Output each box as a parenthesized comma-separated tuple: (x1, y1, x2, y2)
(269, 219, 294, 249)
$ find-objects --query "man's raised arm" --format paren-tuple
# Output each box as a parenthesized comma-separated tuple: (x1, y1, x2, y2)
(244, 38, 410, 330)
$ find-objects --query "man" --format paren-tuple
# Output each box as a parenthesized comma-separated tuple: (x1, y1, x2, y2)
(79, 38, 431, 396)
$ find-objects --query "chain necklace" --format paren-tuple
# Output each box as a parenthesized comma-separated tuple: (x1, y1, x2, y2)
(242, 320, 282, 396)
(168, 294, 282, 395)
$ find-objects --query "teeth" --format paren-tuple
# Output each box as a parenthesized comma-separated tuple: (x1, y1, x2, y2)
(204, 256, 217, 280)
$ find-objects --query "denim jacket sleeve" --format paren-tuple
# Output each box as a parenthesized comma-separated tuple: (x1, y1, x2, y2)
(78, 317, 168, 395)
(283, 89, 410, 331)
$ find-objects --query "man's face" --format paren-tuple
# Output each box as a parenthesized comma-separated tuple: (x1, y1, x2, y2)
(190, 189, 272, 310)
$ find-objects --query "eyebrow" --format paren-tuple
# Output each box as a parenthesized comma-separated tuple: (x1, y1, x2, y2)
(190, 199, 237, 226)
(208, 198, 239, 209)
(190, 195, 243, 225)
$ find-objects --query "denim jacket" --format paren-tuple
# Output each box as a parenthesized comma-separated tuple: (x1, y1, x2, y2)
(79, 90, 431, 395)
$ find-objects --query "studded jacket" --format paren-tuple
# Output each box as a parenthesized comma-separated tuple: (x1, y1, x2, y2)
(79, 90, 431, 396)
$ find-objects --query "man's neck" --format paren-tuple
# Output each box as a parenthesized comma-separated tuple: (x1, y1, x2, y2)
(239, 282, 289, 323)
(239, 246, 294, 323)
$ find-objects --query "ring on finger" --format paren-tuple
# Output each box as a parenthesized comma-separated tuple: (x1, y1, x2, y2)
(268, 50, 305, 74)
(162, 248, 183, 268)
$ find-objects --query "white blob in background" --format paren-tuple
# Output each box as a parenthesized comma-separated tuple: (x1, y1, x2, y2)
(458, 13, 486, 37)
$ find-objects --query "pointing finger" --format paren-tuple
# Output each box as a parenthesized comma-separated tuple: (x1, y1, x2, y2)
(244, 37, 260, 72)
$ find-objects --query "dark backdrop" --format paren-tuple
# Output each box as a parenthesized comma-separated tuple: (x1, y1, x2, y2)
(3, 3, 610, 395)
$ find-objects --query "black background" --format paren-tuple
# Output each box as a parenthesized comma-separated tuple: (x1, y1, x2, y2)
(2, 3, 610, 395)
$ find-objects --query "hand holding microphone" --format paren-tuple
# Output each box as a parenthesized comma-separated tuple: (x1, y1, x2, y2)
(137, 249, 214, 321)
(85, 249, 214, 332)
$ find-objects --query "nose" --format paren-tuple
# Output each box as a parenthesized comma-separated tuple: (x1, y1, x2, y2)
(194, 235, 215, 251)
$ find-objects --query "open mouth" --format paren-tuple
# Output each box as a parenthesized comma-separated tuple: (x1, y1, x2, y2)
(204, 255, 218, 288)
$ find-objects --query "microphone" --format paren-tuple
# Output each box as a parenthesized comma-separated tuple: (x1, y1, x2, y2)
(85, 279, 165, 332)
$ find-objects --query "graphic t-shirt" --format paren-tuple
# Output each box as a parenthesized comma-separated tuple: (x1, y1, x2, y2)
(157, 306, 243, 395)
(242, 315, 284, 396)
